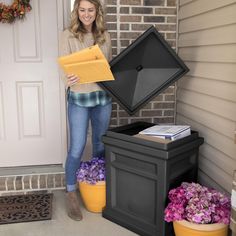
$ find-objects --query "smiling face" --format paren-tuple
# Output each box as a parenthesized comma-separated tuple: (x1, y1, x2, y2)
(78, 0, 97, 32)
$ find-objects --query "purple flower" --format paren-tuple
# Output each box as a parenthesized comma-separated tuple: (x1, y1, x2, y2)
(164, 202, 185, 222)
(164, 182, 231, 224)
(76, 157, 106, 185)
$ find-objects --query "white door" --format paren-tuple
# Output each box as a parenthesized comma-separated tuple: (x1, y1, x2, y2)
(0, 0, 67, 167)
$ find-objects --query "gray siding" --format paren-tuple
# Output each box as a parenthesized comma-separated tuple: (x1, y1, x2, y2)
(176, 0, 236, 193)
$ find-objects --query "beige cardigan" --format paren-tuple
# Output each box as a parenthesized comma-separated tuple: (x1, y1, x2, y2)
(59, 29, 112, 93)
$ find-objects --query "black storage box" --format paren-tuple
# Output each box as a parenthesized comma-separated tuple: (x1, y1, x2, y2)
(99, 26, 189, 115)
(102, 122, 204, 236)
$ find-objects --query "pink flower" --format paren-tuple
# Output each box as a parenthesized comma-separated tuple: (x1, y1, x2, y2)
(164, 182, 231, 224)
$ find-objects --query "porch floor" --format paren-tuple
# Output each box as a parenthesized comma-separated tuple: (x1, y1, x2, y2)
(0, 190, 138, 236)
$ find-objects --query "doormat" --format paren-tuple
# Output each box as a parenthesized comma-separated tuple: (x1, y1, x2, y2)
(0, 193, 53, 224)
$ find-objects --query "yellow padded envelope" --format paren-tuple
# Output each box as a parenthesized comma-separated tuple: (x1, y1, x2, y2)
(58, 44, 115, 84)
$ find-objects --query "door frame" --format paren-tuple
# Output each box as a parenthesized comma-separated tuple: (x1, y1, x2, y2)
(57, 0, 71, 166)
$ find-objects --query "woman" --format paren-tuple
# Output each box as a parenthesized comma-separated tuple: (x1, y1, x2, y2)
(59, 0, 112, 221)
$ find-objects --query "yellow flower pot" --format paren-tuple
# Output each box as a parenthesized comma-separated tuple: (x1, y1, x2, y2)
(173, 220, 228, 236)
(78, 181, 106, 213)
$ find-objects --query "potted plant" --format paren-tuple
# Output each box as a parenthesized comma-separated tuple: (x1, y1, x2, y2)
(76, 157, 106, 213)
(164, 182, 231, 236)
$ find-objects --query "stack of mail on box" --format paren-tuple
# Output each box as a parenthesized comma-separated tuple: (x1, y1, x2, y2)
(139, 125, 191, 141)
(58, 44, 115, 84)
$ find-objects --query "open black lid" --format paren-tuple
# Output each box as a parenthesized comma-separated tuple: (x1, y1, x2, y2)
(99, 26, 189, 115)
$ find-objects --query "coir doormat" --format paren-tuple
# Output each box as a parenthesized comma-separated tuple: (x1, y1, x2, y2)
(0, 193, 53, 224)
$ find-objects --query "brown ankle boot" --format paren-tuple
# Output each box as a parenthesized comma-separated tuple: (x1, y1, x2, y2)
(66, 191, 83, 221)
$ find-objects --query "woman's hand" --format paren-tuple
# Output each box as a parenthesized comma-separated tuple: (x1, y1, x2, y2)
(67, 74, 79, 87)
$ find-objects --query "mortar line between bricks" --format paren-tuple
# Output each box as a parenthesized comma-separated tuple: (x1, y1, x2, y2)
(13, 176, 16, 191)
(0, 187, 66, 195)
(0, 172, 65, 178)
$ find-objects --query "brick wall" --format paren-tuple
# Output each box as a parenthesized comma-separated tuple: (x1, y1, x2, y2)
(104, 0, 177, 127)
(0, 173, 65, 196)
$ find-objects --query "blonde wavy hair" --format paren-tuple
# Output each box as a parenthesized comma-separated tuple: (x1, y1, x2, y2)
(69, 0, 106, 45)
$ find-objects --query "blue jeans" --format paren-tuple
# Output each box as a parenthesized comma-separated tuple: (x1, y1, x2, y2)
(65, 102, 112, 192)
